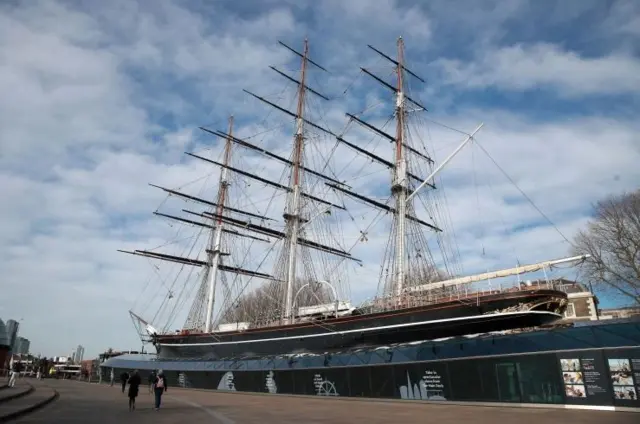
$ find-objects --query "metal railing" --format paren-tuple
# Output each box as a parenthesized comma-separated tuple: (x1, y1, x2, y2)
(174, 279, 569, 335)
(361, 278, 567, 314)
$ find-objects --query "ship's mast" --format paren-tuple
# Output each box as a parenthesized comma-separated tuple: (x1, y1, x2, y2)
(335, 39, 442, 301)
(120, 39, 363, 331)
(204, 116, 235, 332)
(283, 39, 310, 324)
(392, 37, 408, 298)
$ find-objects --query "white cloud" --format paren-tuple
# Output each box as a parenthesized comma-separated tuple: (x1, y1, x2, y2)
(604, 0, 640, 38)
(1, 0, 639, 358)
(435, 42, 640, 97)
(0, 7, 146, 161)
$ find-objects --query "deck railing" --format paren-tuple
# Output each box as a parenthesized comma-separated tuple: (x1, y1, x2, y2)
(360, 278, 566, 314)
(180, 280, 568, 336)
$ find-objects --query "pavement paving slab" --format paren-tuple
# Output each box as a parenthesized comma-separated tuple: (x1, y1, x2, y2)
(14, 380, 210, 424)
(0, 384, 32, 403)
(0, 382, 55, 421)
(11, 379, 640, 424)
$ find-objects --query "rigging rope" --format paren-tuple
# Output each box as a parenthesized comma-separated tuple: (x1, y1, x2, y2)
(474, 142, 574, 247)
(471, 145, 486, 257)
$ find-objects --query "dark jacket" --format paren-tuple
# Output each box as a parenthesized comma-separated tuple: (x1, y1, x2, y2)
(127, 374, 141, 397)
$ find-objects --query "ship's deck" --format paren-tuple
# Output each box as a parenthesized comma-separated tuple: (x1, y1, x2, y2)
(159, 284, 566, 338)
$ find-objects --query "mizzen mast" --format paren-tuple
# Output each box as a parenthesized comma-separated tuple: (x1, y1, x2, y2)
(119, 115, 282, 331)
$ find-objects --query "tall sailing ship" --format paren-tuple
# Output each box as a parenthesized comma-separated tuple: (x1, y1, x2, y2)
(121, 38, 589, 360)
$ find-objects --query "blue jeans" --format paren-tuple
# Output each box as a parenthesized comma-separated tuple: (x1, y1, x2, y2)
(154, 388, 164, 409)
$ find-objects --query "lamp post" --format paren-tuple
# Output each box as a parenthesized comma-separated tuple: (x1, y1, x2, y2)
(587, 281, 600, 321)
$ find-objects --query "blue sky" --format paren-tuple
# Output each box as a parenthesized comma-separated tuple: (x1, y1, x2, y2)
(1, 0, 639, 358)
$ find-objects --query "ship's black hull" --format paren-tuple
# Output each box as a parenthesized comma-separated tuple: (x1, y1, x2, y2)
(155, 289, 566, 360)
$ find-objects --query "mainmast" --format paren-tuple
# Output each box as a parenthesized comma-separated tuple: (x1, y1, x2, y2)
(204, 116, 235, 333)
(283, 39, 310, 323)
(392, 37, 408, 297)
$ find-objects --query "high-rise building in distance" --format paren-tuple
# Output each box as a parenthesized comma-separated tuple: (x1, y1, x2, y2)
(6, 319, 19, 353)
(14, 337, 30, 355)
(76, 345, 85, 363)
(0, 319, 10, 367)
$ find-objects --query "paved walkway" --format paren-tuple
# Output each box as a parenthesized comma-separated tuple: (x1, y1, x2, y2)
(13, 380, 212, 424)
(13, 379, 639, 424)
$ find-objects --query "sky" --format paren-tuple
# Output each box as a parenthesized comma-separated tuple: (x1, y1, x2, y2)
(1, 0, 639, 358)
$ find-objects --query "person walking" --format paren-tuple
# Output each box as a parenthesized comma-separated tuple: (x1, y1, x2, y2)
(127, 370, 142, 411)
(8, 362, 17, 388)
(109, 369, 114, 386)
(120, 371, 130, 393)
(153, 370, 167, 411)
(148, 370, 156, 394)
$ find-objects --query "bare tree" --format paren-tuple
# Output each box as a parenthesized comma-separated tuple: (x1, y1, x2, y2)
(220, 278, 333, 324)
(573, 189, 640, 306)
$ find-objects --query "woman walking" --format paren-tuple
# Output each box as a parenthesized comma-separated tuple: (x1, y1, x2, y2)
(153, 370, 167, 411)
(127, 370, 141, 411)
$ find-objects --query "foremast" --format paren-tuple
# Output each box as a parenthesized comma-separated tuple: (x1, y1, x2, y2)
(334, 37, 443, 303)
(351, 38, 586, 304)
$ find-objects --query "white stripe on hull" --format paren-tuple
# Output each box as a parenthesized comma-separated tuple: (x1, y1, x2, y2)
(158, 310, 561, 347)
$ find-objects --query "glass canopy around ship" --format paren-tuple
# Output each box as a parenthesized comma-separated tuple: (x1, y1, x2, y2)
(101, 318, 640, 372)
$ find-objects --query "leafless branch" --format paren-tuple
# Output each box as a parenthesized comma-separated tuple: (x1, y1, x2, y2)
(572, 189, 640, 306)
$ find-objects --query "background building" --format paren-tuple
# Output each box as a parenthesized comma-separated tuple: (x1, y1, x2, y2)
(6, 319, 19, 353)
(515, 279, 599, 322)
(599, 306, 640, 319)
(0, 319, 10, 367)
(555, 280, 599, 321)
(14, 337, 30, 355)
(75, 345, 85, 363)
(53, 356, 70, 364)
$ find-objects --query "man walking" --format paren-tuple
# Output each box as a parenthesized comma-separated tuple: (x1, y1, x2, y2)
(8, 361, 17, 388)
(120, 371, 130, 393)
(148, 370, 156, 394)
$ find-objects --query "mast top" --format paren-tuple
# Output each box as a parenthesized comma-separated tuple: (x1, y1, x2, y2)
(277, 39, 327, 72)
(367, 41, 424, 83)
